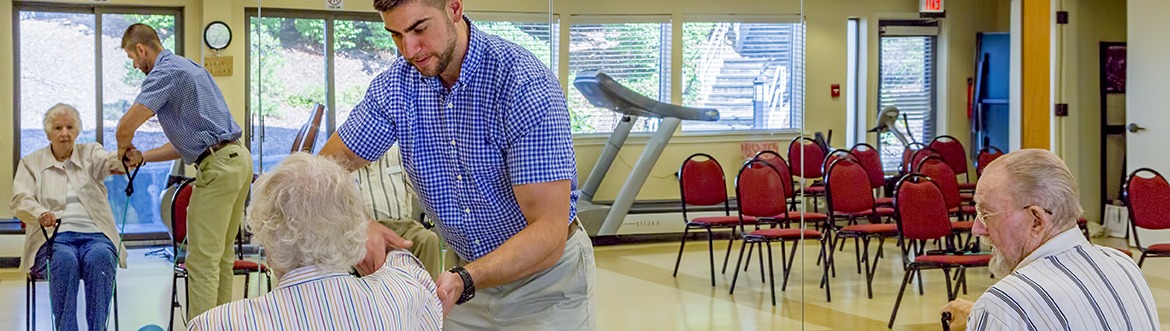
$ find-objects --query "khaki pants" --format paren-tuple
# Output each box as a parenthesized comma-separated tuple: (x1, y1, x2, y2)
(377, 218, 442, 279)
(185, 143, 252, 320)
(443, 224, 597, 331)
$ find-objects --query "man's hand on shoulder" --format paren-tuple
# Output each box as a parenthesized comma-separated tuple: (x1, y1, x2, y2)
(356, 221, 413, 276)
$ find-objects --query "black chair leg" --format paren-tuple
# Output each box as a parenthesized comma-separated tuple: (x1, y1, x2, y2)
(766, 240, 777, 306)
(888, 267, 917, 328)
(672, 227, 691, 277)
(722, 229, 736, 274)
(114, 286, 121, 331)
(861, 236, 874, 299)
(169, 275, 178, 331)
(729, 240, 749, 294)
(706, 228, 716, 287)
(854, 237, 863, 273)
(942, 267, 955, 300)
(917, 265, 926, 295)
(821, 238, 832, 302)
(781, 239, 799, 290)
(743, 242, 754, 272)
(1139, 252, 1148, 268)
(757, 238, 766, 283)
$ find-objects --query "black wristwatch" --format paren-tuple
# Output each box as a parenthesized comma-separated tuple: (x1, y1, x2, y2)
(448, 266, 476, 305)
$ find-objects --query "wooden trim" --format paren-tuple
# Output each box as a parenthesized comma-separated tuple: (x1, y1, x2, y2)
(1021, 0, 1050, 149)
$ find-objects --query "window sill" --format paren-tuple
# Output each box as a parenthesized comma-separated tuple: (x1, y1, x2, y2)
(571, 129, 802, 146)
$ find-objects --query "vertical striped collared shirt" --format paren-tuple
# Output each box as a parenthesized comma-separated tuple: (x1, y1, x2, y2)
(355, 145, 415, 221)
(968, 227, 1159, 330)
(187, 250, 443, 331)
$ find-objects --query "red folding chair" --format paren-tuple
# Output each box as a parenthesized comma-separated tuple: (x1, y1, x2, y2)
(888, 174, 991, 328)
(824, 156, 898, 298)
(673, 153, 755, 287)
(916, 156, 977, 247)
(753, 150, 797, 212)
(974, 146, 1005, 178)
(789, 136, 827, 212)
(929, 135, 974, 191)
(1123, 168, 1170, 267)
(729, 159, 832, 304)
(900, 142, 928, 175)
(851, 143, 892, 206)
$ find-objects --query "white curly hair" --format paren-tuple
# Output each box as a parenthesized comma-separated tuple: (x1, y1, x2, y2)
(246, 152, 368, 275)
(43, 103, 82, 136)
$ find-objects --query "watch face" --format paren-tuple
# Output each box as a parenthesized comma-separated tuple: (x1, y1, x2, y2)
(204, 22, 231, 50)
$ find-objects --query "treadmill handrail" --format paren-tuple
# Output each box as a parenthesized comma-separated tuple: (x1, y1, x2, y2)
(573, 70, 719, 122)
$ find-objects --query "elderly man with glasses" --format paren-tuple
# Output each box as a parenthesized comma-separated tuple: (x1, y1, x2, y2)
(941, 149, 1158, 331)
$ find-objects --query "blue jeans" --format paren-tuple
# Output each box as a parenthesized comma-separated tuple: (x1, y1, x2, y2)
(30, 231, 117, 331)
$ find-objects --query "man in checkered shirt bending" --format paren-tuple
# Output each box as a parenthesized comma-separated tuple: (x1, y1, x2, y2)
(318, 0, 595, 330)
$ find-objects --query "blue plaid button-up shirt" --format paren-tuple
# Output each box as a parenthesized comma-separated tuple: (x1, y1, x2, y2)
(337, 18, 578, 262)
(134, 50, 242, 165)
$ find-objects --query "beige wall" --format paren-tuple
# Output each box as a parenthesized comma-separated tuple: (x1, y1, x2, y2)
(1062, 0, 1127, 223)
(0, 0, 1010, 216)
(1, 0, 14, 221)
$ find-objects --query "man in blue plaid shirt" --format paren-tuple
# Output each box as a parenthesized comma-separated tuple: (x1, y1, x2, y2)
(318, 0, 595, 329)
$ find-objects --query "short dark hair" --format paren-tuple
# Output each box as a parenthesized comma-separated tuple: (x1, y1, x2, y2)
(121, 23, 163, 50)
(372, 0, 446, 12)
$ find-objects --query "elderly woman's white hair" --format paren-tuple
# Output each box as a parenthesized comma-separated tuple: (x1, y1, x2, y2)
(984, 148, 1084, 228)
(43, 103, 82, 136)
(246, 153, 368, 274)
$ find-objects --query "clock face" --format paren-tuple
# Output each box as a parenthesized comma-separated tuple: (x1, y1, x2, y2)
(204, 22, 231, 50)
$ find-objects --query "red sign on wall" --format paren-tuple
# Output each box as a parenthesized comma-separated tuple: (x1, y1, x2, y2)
(921, 0, 944, 13)
(741, 141, 780, 160)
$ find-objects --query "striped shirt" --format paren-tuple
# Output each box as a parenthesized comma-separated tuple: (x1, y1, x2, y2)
(355, 145, 415, 221)
(337, 16, 578, 261)
(134, 49, 242, 165)
(187, 250, 443, 331)
(968, 227, 1159, 331)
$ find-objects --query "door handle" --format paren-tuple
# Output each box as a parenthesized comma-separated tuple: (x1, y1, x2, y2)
(1128, 123, 1146, 133)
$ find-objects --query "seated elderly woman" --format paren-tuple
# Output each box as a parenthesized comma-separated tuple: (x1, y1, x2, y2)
(11, 103, 132, 330)
(188, 153, 442, 330)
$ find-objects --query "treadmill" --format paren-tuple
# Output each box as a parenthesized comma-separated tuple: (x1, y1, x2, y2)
(573, 70, 720, 236)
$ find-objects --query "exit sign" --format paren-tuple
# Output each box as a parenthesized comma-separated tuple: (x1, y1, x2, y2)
(920, 0, 945, 18)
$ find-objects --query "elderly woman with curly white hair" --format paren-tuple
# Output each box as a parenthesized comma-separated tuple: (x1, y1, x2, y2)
(11, 103, 135, 330)
(188, 153, 443, 330)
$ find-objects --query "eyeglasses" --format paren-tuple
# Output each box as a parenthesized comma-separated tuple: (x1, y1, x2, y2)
(974, 205, 1054, 228)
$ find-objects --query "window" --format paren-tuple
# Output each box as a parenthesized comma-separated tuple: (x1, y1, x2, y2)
(877, 20, 938, 171)
(680, 19, 804, 131)
(568, 17, 671, 134)
(473, 13, 559, 75)
(15, 4, 182, 238)
(333, 19, 400, 127)
(248, 13, 331, 172)
(248, 11, 559, 171)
